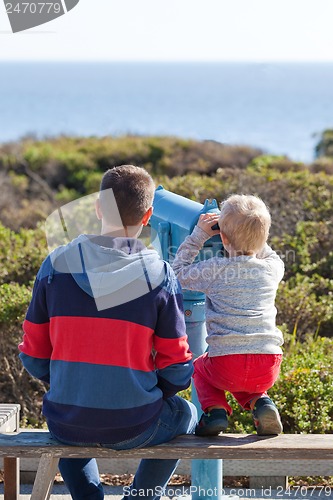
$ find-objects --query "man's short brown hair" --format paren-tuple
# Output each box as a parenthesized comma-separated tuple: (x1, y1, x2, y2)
(99, 165, 155, 226)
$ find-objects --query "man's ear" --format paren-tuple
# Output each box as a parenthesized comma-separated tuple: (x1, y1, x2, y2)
(142, 207, 153, 226)
(221, 231, 230, 247)
(95, 198, 103, 221)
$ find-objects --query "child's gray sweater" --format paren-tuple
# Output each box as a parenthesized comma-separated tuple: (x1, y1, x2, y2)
(172, 226, 284, 357)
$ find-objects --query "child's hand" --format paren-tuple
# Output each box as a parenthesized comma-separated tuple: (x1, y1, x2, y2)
(197, 214, 221, 236)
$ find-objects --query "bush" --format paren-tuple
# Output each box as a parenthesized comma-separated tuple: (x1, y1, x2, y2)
(272, 220, 333, 280)
(1, 135, 333, 235)
(0, 169, 53, 230)
(247, 155, 306, 174)
(310, 157, 333, 175)
(0, 282, 31, 324)
(1, 135, 262, 190)
(156, 169, 333, 240)
(0, 223, 47, 286)
(315, 129, 333, 158)
(276, 274, 333, 339)
(0, 282, 47, 425)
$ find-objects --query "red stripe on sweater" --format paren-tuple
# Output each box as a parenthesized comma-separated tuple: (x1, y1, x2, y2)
(154, 335, 192, 370)
(19, 320, 52, 358)
(49, 316, 155, 371)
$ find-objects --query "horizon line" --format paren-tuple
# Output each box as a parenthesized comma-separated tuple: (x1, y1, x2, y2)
(1, 59, 333, 64)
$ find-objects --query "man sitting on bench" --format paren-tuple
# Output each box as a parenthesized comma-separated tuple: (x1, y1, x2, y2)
(18, 165, 197, 500)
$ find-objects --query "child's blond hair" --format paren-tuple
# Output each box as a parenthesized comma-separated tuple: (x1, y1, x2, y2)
(218, 194, 271, 254)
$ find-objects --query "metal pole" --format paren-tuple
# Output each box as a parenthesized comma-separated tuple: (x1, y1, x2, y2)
(184, 299, 223, 500)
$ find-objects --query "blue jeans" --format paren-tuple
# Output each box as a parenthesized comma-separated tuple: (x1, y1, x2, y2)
(51, 396, 197, 500)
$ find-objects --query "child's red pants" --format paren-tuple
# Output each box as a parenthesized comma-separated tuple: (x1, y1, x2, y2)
(193, 352, 283, 414)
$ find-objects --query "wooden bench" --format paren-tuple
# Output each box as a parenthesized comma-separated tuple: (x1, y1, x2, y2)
(1, 430, 333, 500)
(14, 445, 333, 489)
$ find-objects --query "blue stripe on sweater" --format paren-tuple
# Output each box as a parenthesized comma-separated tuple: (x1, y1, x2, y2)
(49, 360, 162, 409)
(19, 353, 50, 383)
(158, 362, 193, 388)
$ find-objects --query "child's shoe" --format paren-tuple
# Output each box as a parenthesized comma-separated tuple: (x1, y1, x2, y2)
(252, 397, 283, 435)
(195, 409, 228, 437)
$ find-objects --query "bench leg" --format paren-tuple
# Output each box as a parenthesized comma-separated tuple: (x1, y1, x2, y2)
(31, 453, 59, 500)
(4, 457, 20, 500)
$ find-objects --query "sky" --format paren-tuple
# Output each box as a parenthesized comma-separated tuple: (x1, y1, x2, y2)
(0, 0, 333, 62)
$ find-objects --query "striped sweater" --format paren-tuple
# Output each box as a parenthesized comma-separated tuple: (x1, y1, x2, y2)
(19, 234, 193, 444)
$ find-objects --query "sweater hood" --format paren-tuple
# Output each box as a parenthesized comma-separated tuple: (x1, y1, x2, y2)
(49, 234, 165, 310)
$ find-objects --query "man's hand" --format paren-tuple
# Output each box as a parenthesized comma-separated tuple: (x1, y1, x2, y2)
(197, 213, 221, 237)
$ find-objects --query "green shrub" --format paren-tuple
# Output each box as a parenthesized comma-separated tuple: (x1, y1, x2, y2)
(276, 274, 333, 339)
(1, 135, 262, 193)
(315, 129, 333, 158)
(1, 135, 333, 235)
(272, 220, 333, 280)
(0, 161, 54, 230)
(0, 282, 47, 425)
(23, 143, 55, 171)
(247, 155, 306, 174)
(0, 223, 47, 286)
(156, 169, 333, 241)
(55, 187, 80, 204)
(310, 157, 333, 175)
(0, 282, 31, 324)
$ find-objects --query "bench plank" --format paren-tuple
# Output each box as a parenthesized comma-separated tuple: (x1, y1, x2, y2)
(1, 431, 333, 460)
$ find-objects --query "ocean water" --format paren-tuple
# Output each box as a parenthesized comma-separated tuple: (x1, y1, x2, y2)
(1, 62, 333, 162)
